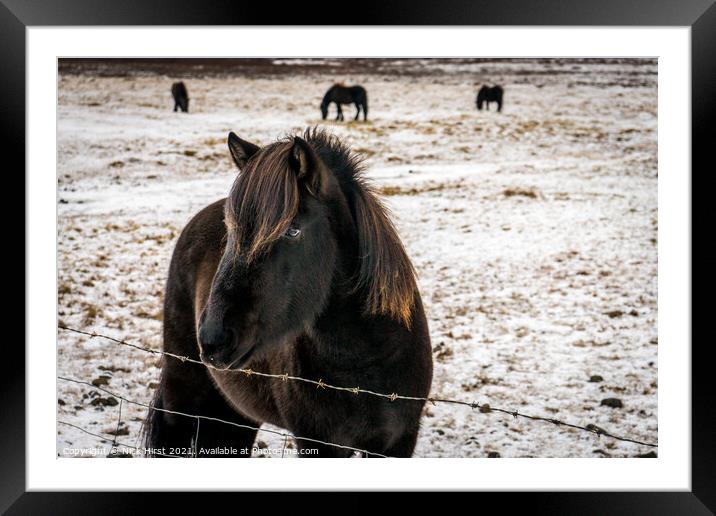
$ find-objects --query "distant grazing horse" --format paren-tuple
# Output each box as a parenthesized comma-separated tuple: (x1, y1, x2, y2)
(476, 85, 503, 112)
(171, 82, 189, 113)
(321, 84, 368, 121)
(144, 128, 432, 457)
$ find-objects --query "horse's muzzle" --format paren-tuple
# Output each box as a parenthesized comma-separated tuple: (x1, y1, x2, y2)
(198, 319, 237, 368)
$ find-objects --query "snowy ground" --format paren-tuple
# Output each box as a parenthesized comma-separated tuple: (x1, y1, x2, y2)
(57, 58, 657, 458)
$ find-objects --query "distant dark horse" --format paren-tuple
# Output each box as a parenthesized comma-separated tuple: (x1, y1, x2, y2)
(321, 84, 368, 121)
(171, 82, 189, 113)
(476, 85, 503, 112)
(144, 128, 432, 457)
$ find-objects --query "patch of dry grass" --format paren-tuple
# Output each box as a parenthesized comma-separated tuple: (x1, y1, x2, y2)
(378, 181, 464, 197)
(503, 187, 540, 199)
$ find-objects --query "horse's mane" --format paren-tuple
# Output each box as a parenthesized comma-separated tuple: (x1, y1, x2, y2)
(225, 128, 417, 326)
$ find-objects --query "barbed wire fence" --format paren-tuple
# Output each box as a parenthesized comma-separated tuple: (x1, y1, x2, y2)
(58, 376, 387, 457)
(56, 325, 658, 457)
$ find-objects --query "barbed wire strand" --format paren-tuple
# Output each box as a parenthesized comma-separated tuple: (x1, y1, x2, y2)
(58, 420, 180, 458)
(57, 375, 388, 458)
(58, 325, 658, 449)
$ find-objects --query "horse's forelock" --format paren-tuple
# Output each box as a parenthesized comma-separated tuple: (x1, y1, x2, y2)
(226, 142, 300, 262)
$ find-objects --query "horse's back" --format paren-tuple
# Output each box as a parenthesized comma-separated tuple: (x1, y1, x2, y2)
(171, 81, 187, 97)
(350, 85, 367, 99)
(328, 84, 367, 103)
(479, 85, 503, 95)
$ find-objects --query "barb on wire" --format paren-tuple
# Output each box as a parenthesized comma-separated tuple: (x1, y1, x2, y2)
(57, 375, 388, 458)
(58, 325, 658, 449)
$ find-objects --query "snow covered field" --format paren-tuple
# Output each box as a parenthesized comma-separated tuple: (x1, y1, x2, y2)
(57, 58, 657, 458)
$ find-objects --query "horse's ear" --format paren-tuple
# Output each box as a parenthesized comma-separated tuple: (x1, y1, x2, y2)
(228, 132, 260, 171)
(290, 137, 331, 196)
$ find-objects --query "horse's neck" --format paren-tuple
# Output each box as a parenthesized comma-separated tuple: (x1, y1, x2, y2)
(307, 322, 390, 371)
(311, 294, 401, 359)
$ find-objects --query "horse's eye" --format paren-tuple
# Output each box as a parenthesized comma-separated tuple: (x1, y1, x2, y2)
(285, 226, 301, 238)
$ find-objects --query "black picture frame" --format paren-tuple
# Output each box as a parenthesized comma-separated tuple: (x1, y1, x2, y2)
(6, 0, 713, 512)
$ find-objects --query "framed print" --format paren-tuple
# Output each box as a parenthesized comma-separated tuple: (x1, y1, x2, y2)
(7, 0, 714, 512)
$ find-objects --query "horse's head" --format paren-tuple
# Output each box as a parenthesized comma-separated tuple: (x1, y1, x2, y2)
(197, 132, 343, 369)
(320, 87, 334, 120)
(198, 130, 418, 370)
(476, 86, 487, 110)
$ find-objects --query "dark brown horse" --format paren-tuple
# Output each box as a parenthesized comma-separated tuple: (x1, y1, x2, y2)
(171, 82, 189, 113)
(476, 85, 503, 112)
(320, 84, 368, 121)
(144, 128, 432, 457)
